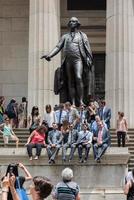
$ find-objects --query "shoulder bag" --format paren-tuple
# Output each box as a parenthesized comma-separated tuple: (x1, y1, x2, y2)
(16, 177, 29, 200)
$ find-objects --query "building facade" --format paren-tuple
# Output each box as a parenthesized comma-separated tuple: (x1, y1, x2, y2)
(0, 0, 134, 128)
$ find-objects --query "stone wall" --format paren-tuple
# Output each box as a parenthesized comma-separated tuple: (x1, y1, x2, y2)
(0, 0, 29, 103)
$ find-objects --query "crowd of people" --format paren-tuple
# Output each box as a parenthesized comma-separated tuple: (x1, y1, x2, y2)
(0, 96, 129, 163)
(0, 96, 131, 200)
(2, 163, 77, 200)
(1, 163, 134, 200)
(0, 96, 27, 129)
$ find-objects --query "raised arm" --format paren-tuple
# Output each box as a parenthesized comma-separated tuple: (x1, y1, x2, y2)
(9, 175, 20, 200)
(18, 163, 32, 181)
(1, 175, 9, 200)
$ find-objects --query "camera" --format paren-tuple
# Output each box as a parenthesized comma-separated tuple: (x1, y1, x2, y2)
(6, 163, 19, 177)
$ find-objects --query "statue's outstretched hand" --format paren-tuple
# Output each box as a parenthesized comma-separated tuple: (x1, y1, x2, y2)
(40, 55, 51, 61)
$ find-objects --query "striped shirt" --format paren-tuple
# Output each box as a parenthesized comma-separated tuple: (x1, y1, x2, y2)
(53, 181, 80, 200)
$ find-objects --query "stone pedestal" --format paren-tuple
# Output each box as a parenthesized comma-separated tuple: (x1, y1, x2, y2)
(0, 147, 129, 200)
(106, 0, 134, 128)
(28, 0, 60, 116)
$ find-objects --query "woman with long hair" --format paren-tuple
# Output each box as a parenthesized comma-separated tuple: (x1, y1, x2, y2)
(2, 162, 32, 200)
(28, 106, 41, 128)
(116, 111, 128, 147)
(0, 117, 19, 147)
(1, 165, 53, 200)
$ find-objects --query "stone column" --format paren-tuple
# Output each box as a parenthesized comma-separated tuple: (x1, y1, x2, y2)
(106, 0, 134, 128)
(28, 0, 60, 117)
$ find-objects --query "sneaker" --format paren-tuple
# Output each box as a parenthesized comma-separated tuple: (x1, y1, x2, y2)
(79, 159, 83, 163)
(51, 159, 55, 164)
(48, 160, 52, 164)
(95, 157, 101, 163)
(29, 157, 33, 161)
(84, 159, 87, 163)
(97, 158, 101, 163)
(34, 156, 39, 160)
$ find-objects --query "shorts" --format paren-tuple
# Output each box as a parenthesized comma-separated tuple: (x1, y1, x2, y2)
(3, 134, 17, 144)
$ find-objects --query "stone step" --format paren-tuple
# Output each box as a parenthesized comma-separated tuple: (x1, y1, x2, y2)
(128, 147, 134, 151)
(129, 159, 134, 164)
(110, 129, 134, 131)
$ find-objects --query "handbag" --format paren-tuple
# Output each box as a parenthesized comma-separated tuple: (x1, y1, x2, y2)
(126, 133, 129, 142)
(16, 177, 29, 200)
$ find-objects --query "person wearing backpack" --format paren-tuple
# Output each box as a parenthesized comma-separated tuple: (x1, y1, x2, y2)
(6, 99, 17, 128)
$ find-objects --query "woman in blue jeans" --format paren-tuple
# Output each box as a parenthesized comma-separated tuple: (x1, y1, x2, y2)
(25, 125, 47, 161)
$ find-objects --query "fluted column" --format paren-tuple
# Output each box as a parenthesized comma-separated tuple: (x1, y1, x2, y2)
(106, 0, 134, 128)
(28, 0, 60, 117)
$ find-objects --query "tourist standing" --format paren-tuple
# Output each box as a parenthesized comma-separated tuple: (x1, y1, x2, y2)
(6, 99, 18, 128)
(116, 111, 128, 147)
(44, 104, 56, 131)
(1, 164, 53, 200)
(18, 97, 27, 128)
(98, 100, 111, 129)
(52, 168, 80, 200)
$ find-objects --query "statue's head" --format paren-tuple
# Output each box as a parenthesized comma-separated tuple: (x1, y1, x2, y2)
(68, 17, 81, 29)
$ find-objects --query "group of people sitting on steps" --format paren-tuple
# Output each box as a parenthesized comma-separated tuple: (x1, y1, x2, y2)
(25, 117, 110, 163)
(0, 98, 129, 163)
(0, 100, 112, 163)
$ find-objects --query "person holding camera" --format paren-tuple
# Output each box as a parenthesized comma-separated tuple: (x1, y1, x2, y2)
(1, 163, 32, 200)
(1, 164, 53, 200)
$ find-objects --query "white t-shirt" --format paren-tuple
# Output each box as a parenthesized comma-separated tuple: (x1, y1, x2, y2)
(44, 111, 55, 128)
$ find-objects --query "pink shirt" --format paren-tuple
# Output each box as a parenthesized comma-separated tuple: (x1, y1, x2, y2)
(31, 130, 45, 144)
(116, 118, 127, 132)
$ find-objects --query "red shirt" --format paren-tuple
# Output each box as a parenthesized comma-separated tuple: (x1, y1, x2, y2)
(31, 130, 45, 144)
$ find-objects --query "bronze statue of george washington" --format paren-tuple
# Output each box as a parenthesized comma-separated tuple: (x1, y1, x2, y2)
(41, 17, 94, 106)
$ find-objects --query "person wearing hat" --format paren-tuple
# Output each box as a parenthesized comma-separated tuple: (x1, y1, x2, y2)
(41, 17, 94, 107)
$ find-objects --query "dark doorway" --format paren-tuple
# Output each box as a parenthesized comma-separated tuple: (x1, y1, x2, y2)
(67, 0, 106, 10)
(93, 54, 105, 100)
